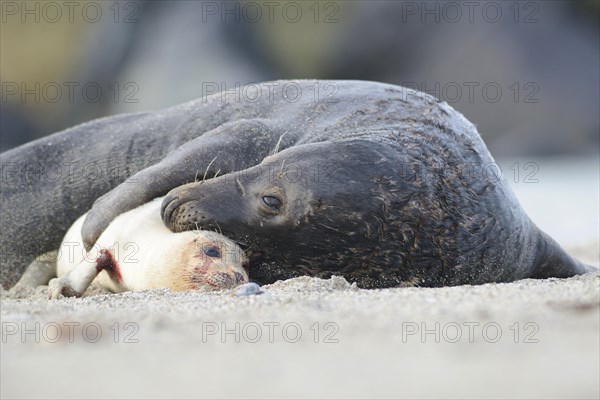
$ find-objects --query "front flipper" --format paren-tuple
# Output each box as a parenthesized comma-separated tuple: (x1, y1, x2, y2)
(48, 255, 100, 299)
(81, 119, 281, 250)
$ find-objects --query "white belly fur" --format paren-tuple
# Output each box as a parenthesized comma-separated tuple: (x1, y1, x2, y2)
(57, 197, 196, 292)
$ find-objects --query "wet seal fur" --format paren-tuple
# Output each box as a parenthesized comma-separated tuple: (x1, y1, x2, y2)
(1, 80, 595, 288)
(45, 197, 248, 298)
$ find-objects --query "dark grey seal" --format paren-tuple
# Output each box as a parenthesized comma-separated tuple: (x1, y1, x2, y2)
(0, 80, 593, 288)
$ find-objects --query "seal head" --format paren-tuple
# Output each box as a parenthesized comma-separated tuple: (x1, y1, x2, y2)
(172, 231, 249, 291)
(162, 140, 417, 287)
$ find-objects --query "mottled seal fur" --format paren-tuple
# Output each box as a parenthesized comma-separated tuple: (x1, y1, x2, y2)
(0, 80, 594, 288)
(48, 197, 248, 298)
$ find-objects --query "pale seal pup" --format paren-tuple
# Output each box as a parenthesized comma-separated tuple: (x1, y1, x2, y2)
(47, 197, 248, 298)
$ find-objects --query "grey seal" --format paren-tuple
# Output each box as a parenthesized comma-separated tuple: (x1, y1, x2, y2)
(0, 80, 593, 288)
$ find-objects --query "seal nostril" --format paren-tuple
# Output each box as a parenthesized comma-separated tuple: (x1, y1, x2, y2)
(234, 272, 246, 284)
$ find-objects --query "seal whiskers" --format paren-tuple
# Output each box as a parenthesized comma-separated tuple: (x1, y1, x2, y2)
(271, 131, 288, 155)
(202, 156, 219, 182)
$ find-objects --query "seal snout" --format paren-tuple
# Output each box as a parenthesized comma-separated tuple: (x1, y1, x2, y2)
(205, 270, 247, 288)
(194, 265, 248, 290)
(160, 194, 179, 226)
(161, 194, 212, 233)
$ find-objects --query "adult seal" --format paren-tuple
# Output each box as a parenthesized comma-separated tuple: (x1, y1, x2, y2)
(0, 80, 594, 288)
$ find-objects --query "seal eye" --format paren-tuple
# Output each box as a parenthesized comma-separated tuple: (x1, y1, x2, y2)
(203, 247, 221, 258)
(262, 195, 282, 209)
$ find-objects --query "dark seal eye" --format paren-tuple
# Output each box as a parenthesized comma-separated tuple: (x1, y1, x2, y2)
(203, 247, 221, 257)
(262, 195, 282, 209)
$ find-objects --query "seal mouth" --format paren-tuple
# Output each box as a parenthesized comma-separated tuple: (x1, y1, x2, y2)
(205, 271, 247, 288)
(192, 271, 248, 290)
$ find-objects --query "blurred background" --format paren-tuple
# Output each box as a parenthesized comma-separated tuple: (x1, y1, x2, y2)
(1, 0, 599, 245)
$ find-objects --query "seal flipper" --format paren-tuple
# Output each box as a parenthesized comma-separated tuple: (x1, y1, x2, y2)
(530, 230, 597, 279)
(48, 250, 112, 299)
(81, 119, 281, 250)
(13, 251, 58, 288)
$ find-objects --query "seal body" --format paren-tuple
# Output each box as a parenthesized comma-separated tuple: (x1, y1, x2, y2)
(1, 80, 593, 288)
(49, 197, 248, 298)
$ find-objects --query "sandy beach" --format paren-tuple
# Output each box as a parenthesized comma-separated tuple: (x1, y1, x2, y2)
(1, 258, 598, 399)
